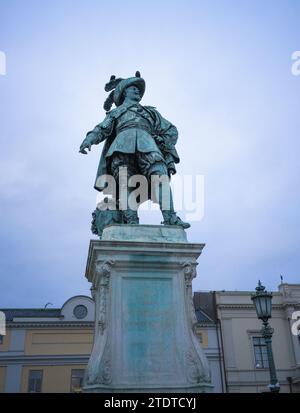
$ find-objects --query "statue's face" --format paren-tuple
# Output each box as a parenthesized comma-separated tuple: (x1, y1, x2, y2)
(124, 85, 141, 102)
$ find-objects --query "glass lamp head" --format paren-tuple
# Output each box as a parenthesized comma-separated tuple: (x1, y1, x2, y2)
(251, 280, 273, 322)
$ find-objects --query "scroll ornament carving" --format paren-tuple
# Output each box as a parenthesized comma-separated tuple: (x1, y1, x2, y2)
(182, 262, 198, 330)
(85, 344, 112, 386)
(95, 260, 115, 334)
(95, 347, 112, 385)
(186, 348, 208, 384)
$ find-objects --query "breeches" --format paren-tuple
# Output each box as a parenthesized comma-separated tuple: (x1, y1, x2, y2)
(110, 151, 168, 180)
(110, 151, 173, 212)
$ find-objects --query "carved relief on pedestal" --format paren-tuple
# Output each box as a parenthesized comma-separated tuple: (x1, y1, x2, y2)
(94, 345, 112, 385)
(95, 260, 115, 334)
(186, 348, 207, 384)
(85, 340, 112, 386)
(85, 260, 114, 386)
(182, 261, 198, 331)
(182, 262, 211, 385)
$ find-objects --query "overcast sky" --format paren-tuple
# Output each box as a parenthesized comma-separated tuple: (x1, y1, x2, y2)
(0, 0, 299, 308)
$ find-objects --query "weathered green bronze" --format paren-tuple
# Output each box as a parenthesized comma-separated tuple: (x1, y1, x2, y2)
(79, 72, 190, 237)
(251, 281, 280, 393)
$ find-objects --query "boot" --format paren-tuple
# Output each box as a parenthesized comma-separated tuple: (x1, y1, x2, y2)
(151, 175, 191, 229)
(161, 210, 191, 229)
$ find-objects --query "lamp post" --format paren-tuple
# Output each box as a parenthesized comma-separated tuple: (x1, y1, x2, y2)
(251, 281, 280, 393)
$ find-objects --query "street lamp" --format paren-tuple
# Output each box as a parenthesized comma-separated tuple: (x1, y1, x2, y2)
(251, 281, 280, 393)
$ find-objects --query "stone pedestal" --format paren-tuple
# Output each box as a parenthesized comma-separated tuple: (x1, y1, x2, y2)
(83, 224, 213, 393)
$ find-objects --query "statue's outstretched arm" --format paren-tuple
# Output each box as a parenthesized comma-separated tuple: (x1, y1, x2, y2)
(79, 114, 114, 155)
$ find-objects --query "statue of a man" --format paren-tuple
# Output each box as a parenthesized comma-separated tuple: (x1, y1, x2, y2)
(79, 71, 190, 231)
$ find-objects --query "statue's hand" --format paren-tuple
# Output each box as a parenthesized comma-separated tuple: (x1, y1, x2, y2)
(79, 141, 91, 154)
(79, 134, 96, 154)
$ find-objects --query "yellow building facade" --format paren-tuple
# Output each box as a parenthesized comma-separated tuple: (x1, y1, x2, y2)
(0, 296, 95, 393)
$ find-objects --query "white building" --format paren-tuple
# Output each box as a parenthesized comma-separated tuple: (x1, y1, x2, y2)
(214, 283, 300, 392)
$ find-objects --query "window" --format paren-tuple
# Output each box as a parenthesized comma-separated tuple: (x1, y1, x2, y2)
(70, 369, 85, 393)
(28, 370, 43, 393)
(73, 305, 88, 319)
(253, 337, 269, 369)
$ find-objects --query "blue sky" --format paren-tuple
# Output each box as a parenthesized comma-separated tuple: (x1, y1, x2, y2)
(0, 0, 299, 307)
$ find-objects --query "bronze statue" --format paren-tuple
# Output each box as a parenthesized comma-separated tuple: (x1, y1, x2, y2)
(79, 71, 190, 236)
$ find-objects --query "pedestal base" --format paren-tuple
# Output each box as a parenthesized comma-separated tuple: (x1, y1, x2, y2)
(85, 384, 213, 393)
(83, 225, 213, 393)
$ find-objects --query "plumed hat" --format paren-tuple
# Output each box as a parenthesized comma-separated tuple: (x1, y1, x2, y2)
(103, 71, 145, 111)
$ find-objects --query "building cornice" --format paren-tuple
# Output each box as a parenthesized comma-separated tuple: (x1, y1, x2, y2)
(0, 354, 90, 365)
(6, 321, 94, 329)
(217, 304, 283, 310)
